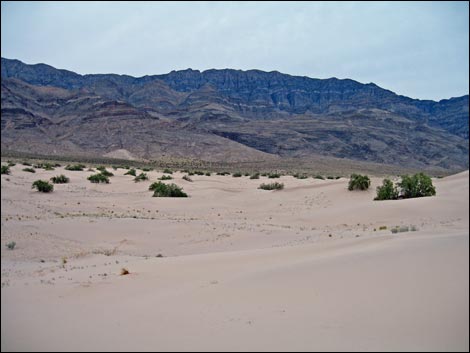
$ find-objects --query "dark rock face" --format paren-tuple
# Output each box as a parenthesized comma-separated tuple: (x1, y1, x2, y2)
(1, 57, 468, 169)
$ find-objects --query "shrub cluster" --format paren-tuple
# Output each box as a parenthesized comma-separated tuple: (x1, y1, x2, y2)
(158, 175, 173, 181)
(65, 164, 85, 171)
(375, 173, 436, 200)
(348, 174, 371, 191)
(22, 167, 36, 173)
(32, 180, 54, 192)
(258, 182, 284, 190)
(250, 173, 260, 179)
(124, 168, 137, 176)
(149, 182, 188, 197)
(87, 173, 110, 184)
(50, 175, 70, 184)
(134, 173, 149, 182)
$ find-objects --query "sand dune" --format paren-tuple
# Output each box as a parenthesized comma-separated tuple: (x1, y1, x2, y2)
(1, 166, 468, 351)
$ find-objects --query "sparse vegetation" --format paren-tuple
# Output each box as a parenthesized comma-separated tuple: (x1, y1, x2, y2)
(87, 173, 110, 184)
(182, 175, 193, 182)
(217, 171, 230, 176)
(379, 226, 387, 230)
(348, 174, 371, 191)
(6, 241, 16, 250)
(50, 175, 70, 184)
(7, 161, 16, 167)
(232, 172, 242, 177)
(375, 179, 399, 200)
(163, 168, 173, 174)
(99, 169, 114, 177)
(398, 173, 436, 199)
(250, 173, 260, 179)
(22, 161, 32, 166)
(134, 172, 149, 182)
(124, 168, 137, 176)
(314, 175, 324, 180)
(205, 172, 211, 176)
(22, 167, 36, 173)
(158, 175, 173, 181)
(142, 167, 153, 172)
(293, 173, 308, 179)
(65, 164, 85, 171)
(32, 180, 54, 193)
(149, 181, 188, 197)
(1, 165, 11, 175)
(268, 173, 281, 178)
(258, 182, 284, 190)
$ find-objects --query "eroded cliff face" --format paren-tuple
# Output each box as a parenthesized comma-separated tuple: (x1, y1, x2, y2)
(1, 57, 468, 169)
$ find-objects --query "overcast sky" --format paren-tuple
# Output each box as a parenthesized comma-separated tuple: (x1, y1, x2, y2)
(1, 1, 468, 101)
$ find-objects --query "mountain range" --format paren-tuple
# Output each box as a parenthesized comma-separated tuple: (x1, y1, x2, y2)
(1, 57, 468, 170)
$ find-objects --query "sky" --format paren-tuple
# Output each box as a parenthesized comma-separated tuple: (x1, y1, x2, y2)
(1, 1, 469, 101)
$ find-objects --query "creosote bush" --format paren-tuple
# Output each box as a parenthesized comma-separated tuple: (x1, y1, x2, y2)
(232, 172, 242, 177)
(65, 164, 85, 171)
(22, 167, 36, 173)
(258, 182, 284, 190)
(87, 173, 110, 184)
(124, 168, 137, 176)
(348, 174, 371, 191)
(250, 173, 260, 179)
(134, 173, 149, 182)
(149, 181, 188, 197)
(158, 175, 173, 181)
(1, 165, 11, 175)
(50, 174, 70, 184)
(32, 180, 54, 193)
(182, 175, 193, 182)
(268, 173, 281, 179)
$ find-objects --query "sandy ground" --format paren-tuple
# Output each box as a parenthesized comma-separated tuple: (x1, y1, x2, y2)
(1, 166, 468, 351)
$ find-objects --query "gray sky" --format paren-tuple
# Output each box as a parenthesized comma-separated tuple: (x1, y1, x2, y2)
(1, 1, 468, 101)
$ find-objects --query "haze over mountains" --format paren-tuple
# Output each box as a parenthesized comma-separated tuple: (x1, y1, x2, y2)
(1, 57, 468, 170)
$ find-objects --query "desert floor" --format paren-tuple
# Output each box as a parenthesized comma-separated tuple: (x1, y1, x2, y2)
(1, 166, 469, 351)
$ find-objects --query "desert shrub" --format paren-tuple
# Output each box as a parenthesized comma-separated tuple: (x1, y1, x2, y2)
(22, 161, 32, 166)
(158, 175, 173, 181)
(314, 175, 324, 180)
(65, 164, 85, 171)
(233, 172, 242, 177)
(410, 225, 418, 231)
(35, 163, 54, 170)
(1, 165, 11, 175)
(205, 172, 211, 176)
(99, 169, 114, 177)
(327, 176, 335, 180)
(261, 173, 268, 177)
(134, 173, 149, 182)
(87, 173, 109, 184)
(250, 173, 260, 179)
(391, 225, 410, 234)
(188, 171, 195, 176)
(22, 167, 36, 173)
(54, 163, 61, 167)
(294, 173, 308, 179)
(335, 176, 341, 179)
(268, 173, 281, 178)
(259, 182, 284, 190)
(7, 161, 16, 167)
(96, 166, 107, 172)
(163, 168, 173, 174)
(50, 174, 70, 184)
(32, 180, 54, 192)
(142, 167, 153, 172)
(348, 174, 371, 191)
(6, 241, 16, 250)
(182, 175, 193, 182)
(124, 168, 136, 176)
(150, 182, 188, 197)
(379, 226, 387, 230)
(216, 171, 230, 176)
(244, 172, 250, 176)
(375, 179, 399, 200)
(398, 173, 436, 199)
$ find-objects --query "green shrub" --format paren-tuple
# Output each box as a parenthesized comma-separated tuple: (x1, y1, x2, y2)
(124, 168, 136, 176)
(268, 173, 281, 179)
(22, 167, 36, 173)
(348, 174, 371, 191)
(233, 172, 242, 177)
(250, 173, 260, 179)
(158, 175, 173, 181)
(188, 171, 195, 176)
(7, 161, 16, 167)
(134, 173, 149, 182)
(294, 173, 308, 179)
(35, 163, 55, 170)
(182, 175, 193, 182)
(217, 171, 230, 176)
(50, 175, 70, 184)
(65, 164, 85, 171)
(99, 169, 114, 177)
(163, 168, 173, 174)
(314, 175, 324, 180)
(258, 182, 284, 190)
(398, 173, 436, 199)
(205, 172, 211, 176)
(87, 173, 109, 184)
(6, 241, 16, 250)
(96, 166, 107, 172)
(1, 165, 11, 175)
(327, 176, 335, 180)
(261, 173, 268, 177)
(142, 167, 153, 172)
(22, 161, 32, 166)
(379, 226, 387, 230)
(149, 182, 188, 197)
(32, 180, 54, 192)
(244, 172, 250, 176)
(375, 179, 399, 200)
